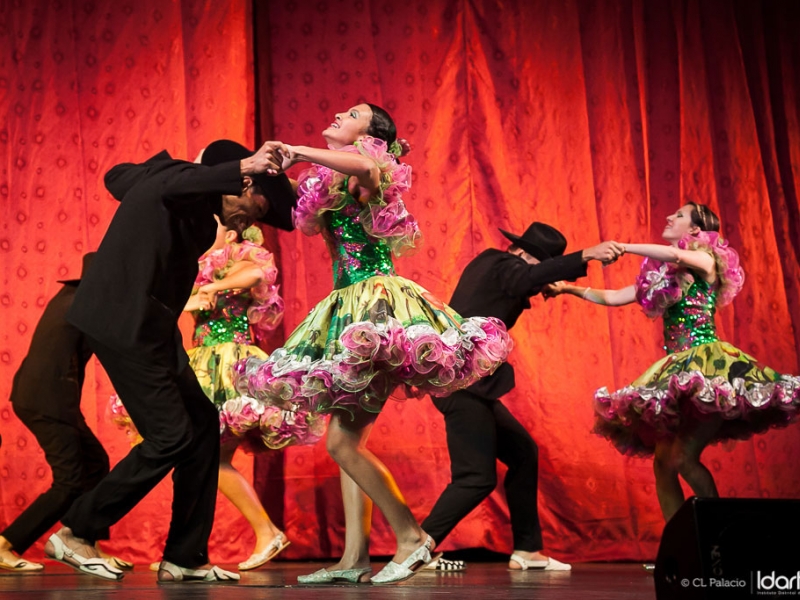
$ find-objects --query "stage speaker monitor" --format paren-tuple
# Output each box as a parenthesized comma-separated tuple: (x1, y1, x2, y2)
(655, 497, 800, 600)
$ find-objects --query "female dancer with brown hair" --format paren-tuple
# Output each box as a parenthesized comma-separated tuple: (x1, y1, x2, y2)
(235, 103, 512, 584)
(546, 202, 800, 520)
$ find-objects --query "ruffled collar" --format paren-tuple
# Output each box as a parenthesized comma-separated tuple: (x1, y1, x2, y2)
(292, 137, 421, 256)
(635, 231, 744, 317)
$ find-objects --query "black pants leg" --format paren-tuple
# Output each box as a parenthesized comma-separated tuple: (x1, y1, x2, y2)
(421, 391, 543, 551)
(421, 390, 500, 545)
(1, 407, 110, 553)
(492, 401, 543, 552)
(62, 338, 220, 568)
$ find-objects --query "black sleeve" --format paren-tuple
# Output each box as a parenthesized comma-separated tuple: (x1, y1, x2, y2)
(103, 150, 172, 201)
(257, 174, 297, 231)
(498, 251, 588, 297)
(161, 161, 244, 202)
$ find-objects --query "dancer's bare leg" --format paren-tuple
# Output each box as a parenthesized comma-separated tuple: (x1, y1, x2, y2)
(653, 439, 685, 521)
(218, 439, 282, 556)
(317, 469, 373, 581)
(676, 416, 722, 498)
(326, 411, 430, 564)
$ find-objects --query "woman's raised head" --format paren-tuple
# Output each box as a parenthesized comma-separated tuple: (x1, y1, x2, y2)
(687, 201, 720, 233)
(322, 103, 397, 149)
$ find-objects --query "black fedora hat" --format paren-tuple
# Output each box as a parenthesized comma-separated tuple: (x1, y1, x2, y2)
(200, 139, 271, 194)
(499, 222, 567, 261)
(57, 252, 96, 285)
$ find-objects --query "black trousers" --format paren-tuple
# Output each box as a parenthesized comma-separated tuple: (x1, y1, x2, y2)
(62, 337, 220, 568)
(1, 406, 110, 553)
(421, 389, 543, 552)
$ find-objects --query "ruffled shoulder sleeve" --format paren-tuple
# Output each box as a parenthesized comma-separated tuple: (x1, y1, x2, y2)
(292, 137, 423, 256)
(678, 231, 745, 307)
(293, 163, 347, 237)
(634, 231, 745, 317)
(635, 258, 683, 318)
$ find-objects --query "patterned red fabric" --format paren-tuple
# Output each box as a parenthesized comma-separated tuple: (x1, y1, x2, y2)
(1, 0, 799, 565)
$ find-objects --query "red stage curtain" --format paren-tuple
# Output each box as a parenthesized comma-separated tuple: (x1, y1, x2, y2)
(257, 0, 800, 562)
(1, 0, 798, 567)
(0, 0, 257, 564)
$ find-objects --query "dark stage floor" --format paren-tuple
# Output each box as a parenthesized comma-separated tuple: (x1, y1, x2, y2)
(0, 561, 656, 599)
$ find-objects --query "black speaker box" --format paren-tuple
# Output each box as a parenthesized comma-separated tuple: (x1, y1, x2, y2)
(655, 497, 800, 599)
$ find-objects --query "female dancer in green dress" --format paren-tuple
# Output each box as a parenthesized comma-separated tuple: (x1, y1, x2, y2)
(546, 202, 800, 520)
(235, 104, 512, 583)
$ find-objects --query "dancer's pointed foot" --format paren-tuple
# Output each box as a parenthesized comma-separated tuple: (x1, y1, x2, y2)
(371, 535, 434, 585)
(238, 532, 291, 570)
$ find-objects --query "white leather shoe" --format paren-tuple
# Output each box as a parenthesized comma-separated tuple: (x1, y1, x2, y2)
(509, 553, 571, 571)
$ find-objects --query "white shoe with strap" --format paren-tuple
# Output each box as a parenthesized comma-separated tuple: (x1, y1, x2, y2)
(509, 553, 571, 571)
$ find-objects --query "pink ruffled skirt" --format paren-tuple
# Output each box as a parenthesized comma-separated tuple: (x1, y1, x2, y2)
(234, 275, 512, 417)
(594, 341, 800, 456)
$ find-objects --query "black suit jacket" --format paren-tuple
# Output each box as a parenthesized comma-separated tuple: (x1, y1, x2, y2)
(449, 248, 588, 399)
(10, 282, 91, 420)
(67, 151, 291, 371)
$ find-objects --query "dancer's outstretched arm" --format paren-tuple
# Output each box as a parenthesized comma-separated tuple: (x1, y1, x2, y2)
(622, 243, 715, 276)
(278, 144, 381, 194)
(545, 282, 637, 306)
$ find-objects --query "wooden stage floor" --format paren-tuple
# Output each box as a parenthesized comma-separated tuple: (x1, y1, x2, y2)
(1, 561, 656, 599)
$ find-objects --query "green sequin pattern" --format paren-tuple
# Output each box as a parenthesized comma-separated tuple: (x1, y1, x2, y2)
(324, 195, 395, 290)
(662, 279, 719, 354)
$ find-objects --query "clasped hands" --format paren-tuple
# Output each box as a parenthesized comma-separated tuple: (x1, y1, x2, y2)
(241, 141, 298, 177)
(543, 240, 626, 299)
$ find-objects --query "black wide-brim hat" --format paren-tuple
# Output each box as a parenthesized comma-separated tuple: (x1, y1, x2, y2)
(57, 251, 96, 285)
(499, 222, 568, 261)
(200, 139, 271, 193)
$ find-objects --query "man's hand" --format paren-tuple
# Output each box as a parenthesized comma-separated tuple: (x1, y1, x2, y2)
(240, 141, 285, 176)
(582, 241, 626, 265)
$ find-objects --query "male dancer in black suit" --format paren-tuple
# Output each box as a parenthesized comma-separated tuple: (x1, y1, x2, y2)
(421, 222, 623, 571)
(0, 254, 123, 573)
(43, 141, 293, 582)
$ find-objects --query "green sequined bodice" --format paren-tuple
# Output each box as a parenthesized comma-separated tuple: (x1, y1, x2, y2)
(324, 194, 395, 289)
(192, 292, 253, 347)
(662, 279, 719, 354)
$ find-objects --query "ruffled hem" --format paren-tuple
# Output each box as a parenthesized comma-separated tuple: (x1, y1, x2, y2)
(108, 393, 326, 452)
(234, 315, 512, 415)
(109, 341, 325, 452)
(635, 231, 744, 318)
(593, 370, 800, 456)
(293, 137, 421, 256)
(219, 395, 327, 450)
